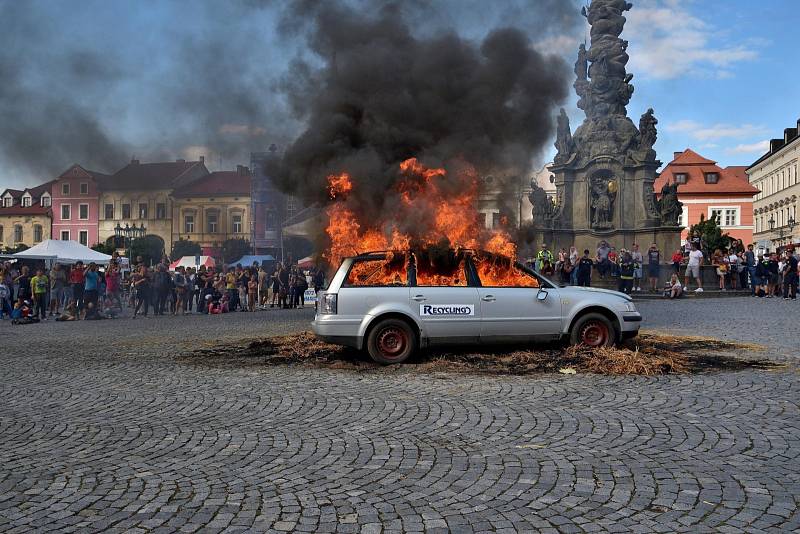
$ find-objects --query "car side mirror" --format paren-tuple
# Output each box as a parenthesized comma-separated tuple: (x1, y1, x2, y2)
(536, 288, 548, 301)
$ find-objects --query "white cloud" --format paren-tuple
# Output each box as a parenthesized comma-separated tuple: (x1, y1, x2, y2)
(624, 0, 759, 79)
(665, 120, 767, 141)
(726, 140, 770, 155)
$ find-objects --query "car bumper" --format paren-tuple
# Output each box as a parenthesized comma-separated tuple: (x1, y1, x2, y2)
(620, 312, 641, 340)
(311, 316, 363, 349)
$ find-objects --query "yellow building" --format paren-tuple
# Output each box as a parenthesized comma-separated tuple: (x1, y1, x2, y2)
(96, 158, 209, 254)
(171, 166, 252, 255)
(0, 182, 53, 249)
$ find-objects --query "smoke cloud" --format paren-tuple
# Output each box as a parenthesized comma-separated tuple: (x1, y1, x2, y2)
(270, 0, 574, 227)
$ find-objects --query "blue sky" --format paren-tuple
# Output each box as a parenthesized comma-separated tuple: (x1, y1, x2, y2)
(0, 0, 797, 189)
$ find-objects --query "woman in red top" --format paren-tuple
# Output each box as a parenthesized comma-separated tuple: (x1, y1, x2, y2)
(68, 261, 86, 311)
(105, 265, 122, 310)
(671, 249, 683, 274)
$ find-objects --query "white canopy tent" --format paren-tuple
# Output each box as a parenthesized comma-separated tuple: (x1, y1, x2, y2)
(9, 240, 112, 265)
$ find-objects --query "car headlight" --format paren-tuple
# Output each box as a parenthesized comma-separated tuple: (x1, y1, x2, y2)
(319, 293, 337, 315)
(622, 302, 637, 312)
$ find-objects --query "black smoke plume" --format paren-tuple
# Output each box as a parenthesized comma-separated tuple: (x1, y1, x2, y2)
(270, 0, 573, 228)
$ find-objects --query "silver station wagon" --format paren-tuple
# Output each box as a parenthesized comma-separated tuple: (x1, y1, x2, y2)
(312, 249, 642, 364)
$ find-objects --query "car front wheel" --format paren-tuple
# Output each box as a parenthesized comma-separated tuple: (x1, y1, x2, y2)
(366, 318, 416, 364)
(570, 313, 615, 347)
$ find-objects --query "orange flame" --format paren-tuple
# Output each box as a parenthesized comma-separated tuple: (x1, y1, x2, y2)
(324, 158, 524, 286)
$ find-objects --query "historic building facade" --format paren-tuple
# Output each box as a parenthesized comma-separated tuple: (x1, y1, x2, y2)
(51, 164, 106, 246)
(655, 149, 758, 246)
(250, 149, 301, 257)
(747, 119, 800, 253)
(0, 182, 53, 249)
(97, 158, 209, 254)
(171, 166, 252, 256)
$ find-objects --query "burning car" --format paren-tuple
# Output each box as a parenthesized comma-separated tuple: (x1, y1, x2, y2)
(312, 248, 642, 364)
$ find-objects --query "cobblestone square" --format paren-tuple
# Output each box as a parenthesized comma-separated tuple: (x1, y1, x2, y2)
(1, 298, 798, 533)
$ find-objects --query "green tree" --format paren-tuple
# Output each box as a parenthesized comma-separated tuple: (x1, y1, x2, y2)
(129, 235, 165, 266)
(171, 238, 201, 260)
(2, 243, 29, 254)
(221, 238, 251, 265)
(688, 213, 731, 256)
(91, 242, 116, 255)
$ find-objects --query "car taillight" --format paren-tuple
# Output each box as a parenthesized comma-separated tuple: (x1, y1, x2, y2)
(319, 293, 337, 315)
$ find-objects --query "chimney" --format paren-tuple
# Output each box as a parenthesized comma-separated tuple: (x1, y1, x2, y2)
(176, 158, 185, 164)
(673, 151, 682, 160)
(199, 155, 205, 164)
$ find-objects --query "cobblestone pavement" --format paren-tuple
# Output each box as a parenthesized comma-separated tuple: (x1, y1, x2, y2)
(1, 301, 799, 533)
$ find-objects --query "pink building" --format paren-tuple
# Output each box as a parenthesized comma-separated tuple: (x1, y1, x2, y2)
(51, 164, 109, 247)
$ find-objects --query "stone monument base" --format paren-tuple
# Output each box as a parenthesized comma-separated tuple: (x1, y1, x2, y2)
(545, 227, 683, 257)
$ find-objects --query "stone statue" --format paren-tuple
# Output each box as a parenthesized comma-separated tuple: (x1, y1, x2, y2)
(639, 108, 658, 150)
(554, 108, 575, 163)
(528, 179, 552, 226)
(590, 175, 615, 228)
(657, 181, 682, 226)
(575, 43, 588, 81)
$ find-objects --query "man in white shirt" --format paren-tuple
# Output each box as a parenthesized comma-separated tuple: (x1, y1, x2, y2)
(683, 243, 704, 292)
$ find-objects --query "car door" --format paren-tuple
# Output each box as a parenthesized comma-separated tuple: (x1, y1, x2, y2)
(408, 259, 481, 345)
(471, 255, 563, 342)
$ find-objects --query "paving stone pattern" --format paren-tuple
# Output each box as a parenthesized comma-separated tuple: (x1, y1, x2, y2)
(0, 300, 799, 533)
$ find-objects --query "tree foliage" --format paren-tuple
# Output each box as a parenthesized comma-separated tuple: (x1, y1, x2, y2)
(689, 213, 731, 255)
(221, 238, 251, 264)
(171, 238, 201, 260)
(91, 242, 116, 255)
(129, 235, 165, 266)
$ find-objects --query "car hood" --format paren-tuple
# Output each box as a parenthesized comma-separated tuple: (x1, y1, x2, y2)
(558, 286, 633, 302)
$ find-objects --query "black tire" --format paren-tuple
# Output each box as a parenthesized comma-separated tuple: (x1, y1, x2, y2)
(569, 313, 615, 347)
(366, 318, 416, 364)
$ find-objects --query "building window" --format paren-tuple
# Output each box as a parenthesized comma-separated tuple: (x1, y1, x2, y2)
(492, 212, 501, 228)
(674, 173, 687, 184)
(207, 211, 218, 233)
(184, 214, 195, 233)
(14, 225, 23, 243)
(33, 225, 42, 243)
(122, 203, 131, 219)
(265, 209, 277, 230)
(156, 203, 166, 220)
(79, 230, 88, 246)
(0, 225, 3, 241)
(704, 173, 719, 184)
(105, 203, 114, 219)
(41, 195, 51, 207)
(232, 214, 242, 233)
(62, 183, 70, 195)
(80, 182, 89, 195)
(138, 203, 148, 219)
(477, 212, 487, 228)
(60, 230, 70, 241)
(79, 204, 89, 220)
(2, 196, 11, 207)
(711, 207, 739, 227)
(21, 195, 31, 207)
(61, 204, 71, 220)
(286, 197, 298, 219)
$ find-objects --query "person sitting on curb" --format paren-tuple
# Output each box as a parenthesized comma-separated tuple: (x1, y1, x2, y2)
(664, 274, 683, 299)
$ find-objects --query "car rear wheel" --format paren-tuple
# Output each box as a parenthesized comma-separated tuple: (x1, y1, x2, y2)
(570, 313, 615, 347)
(366, 318, 416, 364)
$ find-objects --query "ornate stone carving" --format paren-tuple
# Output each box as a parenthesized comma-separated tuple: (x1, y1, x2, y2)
(590, 174, 616, 229)
(657, 181, 683, 226)
(528, 179, 553, 227)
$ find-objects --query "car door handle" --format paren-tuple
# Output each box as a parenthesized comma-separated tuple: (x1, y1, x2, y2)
(411, 295, 427, 302)
(481, 295, 496, 302)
